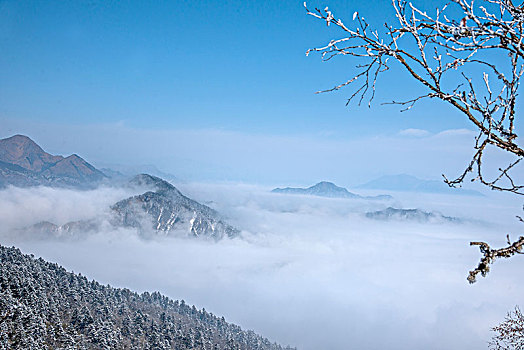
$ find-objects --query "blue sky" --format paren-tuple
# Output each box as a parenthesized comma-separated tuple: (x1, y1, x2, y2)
(0, 0, 510, 184)
(0, 0, 472, 133)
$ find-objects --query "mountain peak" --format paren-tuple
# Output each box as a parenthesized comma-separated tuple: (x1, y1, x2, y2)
(130, 173, 177, 192)
(114, 174, 239, 239)
(272, 181, 357, 198)
(0, 134, 62, 172)
(0, 134, 44, 152)
(310, 181, 341, 189)
(0, 134, 106, 188)
(306, 181, 355, 197)
(0, 135, 45, 154)
(4, 134, 35, 142)
(272, 181, 391, 200)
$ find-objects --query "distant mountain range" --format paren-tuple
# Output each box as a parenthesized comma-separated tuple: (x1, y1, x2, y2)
(0, 135, 239, 240)
(357, 174, 483, 196)
(0, 245, 293, 350)
(272, 181, 392, 200)
(0, 135, 106, 188)
(365, 207, 460, 223)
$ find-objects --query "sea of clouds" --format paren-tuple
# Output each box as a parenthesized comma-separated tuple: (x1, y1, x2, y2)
(1, 182, 523, 350)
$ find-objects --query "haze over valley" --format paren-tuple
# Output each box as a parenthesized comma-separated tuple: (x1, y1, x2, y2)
(0, 135, 522, 349)
(1, 1, 523, 348)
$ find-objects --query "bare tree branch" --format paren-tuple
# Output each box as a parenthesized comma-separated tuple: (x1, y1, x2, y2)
(489, 306, 524, 349)
(305, 0, 523, 191)
(305, 0, 524, 282)
(467, 236, 524, 284)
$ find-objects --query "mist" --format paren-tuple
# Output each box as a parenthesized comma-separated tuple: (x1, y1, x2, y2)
(0, 117, 489, 185)
(1, 182, 522, 350)
(0, 185, 137, 231)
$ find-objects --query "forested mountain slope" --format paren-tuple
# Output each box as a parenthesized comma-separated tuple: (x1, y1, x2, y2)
(0, 245, 294, 350)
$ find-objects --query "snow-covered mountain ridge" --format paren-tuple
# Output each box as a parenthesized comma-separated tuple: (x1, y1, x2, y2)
(111, 174, 239, 239)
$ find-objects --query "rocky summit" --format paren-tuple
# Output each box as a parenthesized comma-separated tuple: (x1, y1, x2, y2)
(112, 174, 240, 239)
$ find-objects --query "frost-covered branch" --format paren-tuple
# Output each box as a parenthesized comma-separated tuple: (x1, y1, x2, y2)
(489, 306, 524, 349)
(305, 0, 524, 282)
(467, 235, 524, 283)
(305, 0, 524, 193)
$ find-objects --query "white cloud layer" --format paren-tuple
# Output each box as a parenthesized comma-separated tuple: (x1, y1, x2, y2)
(0, 185, 136, 233)
(1, 183, 523, 350)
